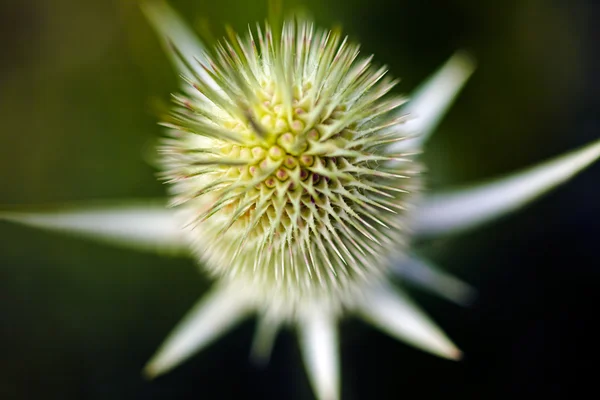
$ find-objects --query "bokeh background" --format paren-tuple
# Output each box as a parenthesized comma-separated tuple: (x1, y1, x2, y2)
(1, 0, 599, 399)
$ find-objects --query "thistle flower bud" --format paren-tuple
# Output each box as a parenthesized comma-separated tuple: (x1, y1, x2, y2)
(160, 19, 419, 317)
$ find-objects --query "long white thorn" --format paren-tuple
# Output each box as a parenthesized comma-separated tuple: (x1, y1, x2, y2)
(414, 137, 600, 237)
(392, 255, 476, 306)
(392, 51, 476, 152)
(144, 285, 253, 378)
(249, 315, 281, 366)
(298, 310, 340, 400)
(0, 200, 186, 255)
(357, 283, 462, 360)
(140, 0, 217, 88)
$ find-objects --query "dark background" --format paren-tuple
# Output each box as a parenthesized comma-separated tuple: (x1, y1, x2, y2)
(1, 0, 599, 399)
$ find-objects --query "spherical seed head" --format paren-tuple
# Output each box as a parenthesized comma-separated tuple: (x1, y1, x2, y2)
(159, 19, 420, 318)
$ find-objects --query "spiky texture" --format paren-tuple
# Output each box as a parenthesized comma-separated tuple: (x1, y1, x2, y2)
(160, 19, 420, 317)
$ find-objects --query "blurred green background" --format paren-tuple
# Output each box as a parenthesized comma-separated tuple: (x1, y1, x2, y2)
(1, 0, 599, 399)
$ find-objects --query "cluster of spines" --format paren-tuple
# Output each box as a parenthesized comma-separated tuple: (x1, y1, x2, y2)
(159, 19, 419, 301)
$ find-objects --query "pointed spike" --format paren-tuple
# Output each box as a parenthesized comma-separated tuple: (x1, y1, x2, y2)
(250, 315, 281, 366)
(144, 285, 252, 378)
(0, 200, 186, 255)
(414, 137, 600, 237)
(140, 0, 217, 89)
(392, 51, 476, 152)
(392, 255, 476, 306)
(298, 310, 340, 400)
(357, 283, 462, 360)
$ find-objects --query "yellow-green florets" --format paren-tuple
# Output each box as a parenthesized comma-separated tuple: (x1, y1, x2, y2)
(159, 19, 420, 317)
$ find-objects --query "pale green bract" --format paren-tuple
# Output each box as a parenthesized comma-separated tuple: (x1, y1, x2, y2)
(1, 1, 600, 400)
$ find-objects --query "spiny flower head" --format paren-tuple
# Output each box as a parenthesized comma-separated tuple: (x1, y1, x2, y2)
(3, 3, 600, 400)
(160, 20, 420, 317)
